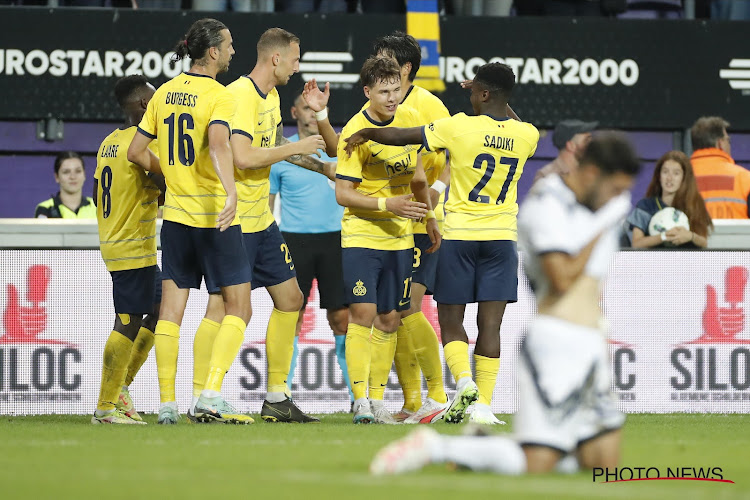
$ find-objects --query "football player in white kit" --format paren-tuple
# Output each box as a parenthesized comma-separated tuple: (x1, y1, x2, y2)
(369, 132, 641, 476)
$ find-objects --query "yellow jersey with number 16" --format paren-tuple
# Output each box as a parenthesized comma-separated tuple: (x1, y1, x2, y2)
(95, 126, 160, 272)
(422, 113, 539, 241)
(137, 71, 237, 229)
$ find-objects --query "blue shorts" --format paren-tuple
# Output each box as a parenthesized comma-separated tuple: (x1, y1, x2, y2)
(434, 239, 518, 304)
(161, 221, 251, 290)
(342, 247, 413, 313)
(412, 234, 439, 294)
(110, 265, 162, 315)
(206, 222, 297, 293)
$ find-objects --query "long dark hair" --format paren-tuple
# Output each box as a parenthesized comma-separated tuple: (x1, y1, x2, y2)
(646, 151, 713, 237)
(171, 18, 227, 68)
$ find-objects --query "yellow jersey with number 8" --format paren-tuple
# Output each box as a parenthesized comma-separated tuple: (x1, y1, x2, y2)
(422, 113, 539, 241)
(137, 72, 237, 229)
(95, 126, 160, 271)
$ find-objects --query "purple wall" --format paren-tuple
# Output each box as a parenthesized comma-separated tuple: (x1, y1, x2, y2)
(1, 121, 749, 218)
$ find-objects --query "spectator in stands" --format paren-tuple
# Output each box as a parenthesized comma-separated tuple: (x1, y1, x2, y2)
(533, 119, 596, 184)
(691, 116, 750, 219)
(35, 151, 96, 219)
(268, 90, 352, 405)
(193, 0, 272, 12)
(626, 151, 712, 248)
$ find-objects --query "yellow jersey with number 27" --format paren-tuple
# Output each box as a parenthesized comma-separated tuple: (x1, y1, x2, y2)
(422, 113, 539, 241)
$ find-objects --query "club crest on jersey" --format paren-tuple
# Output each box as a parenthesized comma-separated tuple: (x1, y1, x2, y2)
(260, 135, 272, 147)
(353, 280, 367, 296)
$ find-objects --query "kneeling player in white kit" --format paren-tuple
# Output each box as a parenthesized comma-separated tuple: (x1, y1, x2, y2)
(370, 132, 640, 475)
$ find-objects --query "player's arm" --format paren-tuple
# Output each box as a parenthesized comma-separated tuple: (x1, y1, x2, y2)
(410, 156, 441, 253)
(276, 125, 336, 181)
(231, 123, 326, 171)
(127, 132, 162, 173)
(342, 127, 423, 157)
(303, 78, 339, 157)
(269, 193, 276, 210)
(93, 180, 98, 207)
(335, 177, 427, 220)
(540, 239, 601, 295)
(208, 123, 237, 231)
(430, 161, 450, 208)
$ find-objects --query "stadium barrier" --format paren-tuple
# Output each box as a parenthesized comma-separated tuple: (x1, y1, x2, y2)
(1, 8, 749, 130)
(1, 221, 749, 414)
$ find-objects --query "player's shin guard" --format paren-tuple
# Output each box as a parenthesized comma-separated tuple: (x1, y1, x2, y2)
(335, 334, 353, 401)
(403, 312, 447, 404)
(192, 318, 221, 397)
(96, 331, 134, 411)
(394, 324, 422, 412)
(124, 326, 154, 387)
(474, 354, 500, 406)
(266, 308, 299, 395)
(345, 323, 372, 401)
(369, 328, 397, 401)
(444, 341, 471, 383)
(204, 315, 246, 393)
(287, 336, 299, 392)
(154, 320, 180, 403)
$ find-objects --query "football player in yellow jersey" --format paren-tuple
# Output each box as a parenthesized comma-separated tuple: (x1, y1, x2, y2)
(336, 56, 440, 424)
(344, 62, 539, 425)
(91, 75, 161, 425)
(224, 28, 333, 423)
(128, 18, 254, 425)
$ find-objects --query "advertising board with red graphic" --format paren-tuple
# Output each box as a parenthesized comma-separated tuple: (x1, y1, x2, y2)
(1, 250, 748, 414)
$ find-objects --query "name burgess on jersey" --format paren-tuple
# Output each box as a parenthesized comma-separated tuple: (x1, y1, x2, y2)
(165, 91, 198, 107)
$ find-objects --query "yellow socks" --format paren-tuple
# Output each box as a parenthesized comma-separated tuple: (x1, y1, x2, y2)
(345, 323, 372, 401)
(96, 331, 134, 411)
(368, 328, 397, 401)
(192, 318, 221, 397)
(444, 340, 471, 383)
(124, 326, 154, 387)
(394, 324, 421, 412)
(266, 308, 299, 395)
(403, 312, 447, 404)
(204, 315, 246, 393)
(155, 320, 180, 403)
(475, 354, 500, 406)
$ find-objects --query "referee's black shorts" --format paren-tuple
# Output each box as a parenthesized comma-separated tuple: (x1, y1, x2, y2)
(282, 231, 347, 310)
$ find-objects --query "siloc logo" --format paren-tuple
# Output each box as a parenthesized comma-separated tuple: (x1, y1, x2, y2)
(0, 265, 81, 400)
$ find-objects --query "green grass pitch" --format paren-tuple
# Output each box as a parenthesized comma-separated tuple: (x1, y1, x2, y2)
(0, 413, 747, 500)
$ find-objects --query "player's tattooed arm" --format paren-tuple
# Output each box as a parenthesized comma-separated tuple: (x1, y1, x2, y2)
(276, 123, 336, 181)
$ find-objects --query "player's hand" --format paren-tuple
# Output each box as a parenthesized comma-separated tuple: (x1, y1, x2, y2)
(302, 79, 330, 113)
(296, 134, 326, 157)
(460, 79, 473, 89)
(343, 130, 370, 158)
(386, 194, 428, 220)
(425, 218, 442, 253)
(216, 192, 237, 232)
(665, 227, 692, 245)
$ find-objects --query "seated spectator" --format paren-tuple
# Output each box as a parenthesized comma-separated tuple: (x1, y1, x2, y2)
(533, 119, 596, 184)
(691, 116, 750, 219)
(626, 151, 712, 248)
(35, 151, 96, 219)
